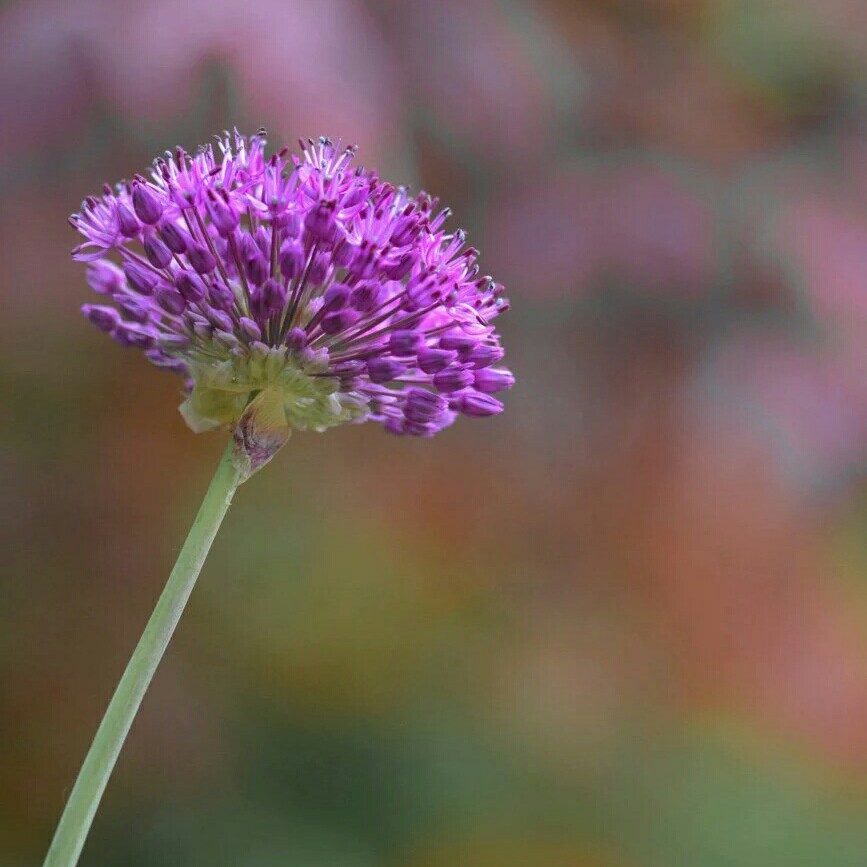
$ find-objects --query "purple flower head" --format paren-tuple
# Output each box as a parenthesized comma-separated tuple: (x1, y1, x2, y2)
(70, 130, 512, 439)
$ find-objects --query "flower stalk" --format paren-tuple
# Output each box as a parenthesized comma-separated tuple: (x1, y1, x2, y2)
(43, 439, 243, 867)
(53, 128, 513, 866)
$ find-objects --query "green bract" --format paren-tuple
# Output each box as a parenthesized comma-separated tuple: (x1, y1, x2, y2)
(179, 344, 369, 435)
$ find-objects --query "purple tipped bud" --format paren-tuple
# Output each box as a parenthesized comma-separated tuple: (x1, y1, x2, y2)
(261, 277, 286, 313)
(286, 327, 307, 353)
(123, 261, 157, 295)
(249, 287, 267, 321)
(347, 243, 377, 279)
(391, 215, 419, 246)
(192, 321, 214, 341)
(187, 243, 216, 274)
(333, 360, 364, 381)
(82, 304, 120, 333)
(338, 375, 363, 392)
(384, 416, 405, 435)
(86, 260, 125, 296)
(333, 364, 362, 390)
(452, 391, 504, 417)
(207, 193, 239, 235)
(174, 271, 206, 303)
(321, 309, 360, 335)
(145, 349, 188, 374)
(159, 221, 188, 254)
(367, 357, 407, 384)
(309, 251, 330, 285)
(404, 272, 442, 310)
(405, 388, 448, 422)
(207, 282, 235, 310)
(389, 330, 422, 355)
(439, 333, 478, 352)
(116, 296, 151, 323)
(254, 225, 271, 257)
(403, 419, 439, 437)
(205, 307, 234, 332)
(117, 202, 140, 237)
(350, 280, 383, 312)
(283, 210, 302, 238)
(132, 182, 163, 225)
(215, 330, 239, 349)
(156, 288, 186, 315)
(304, 200, 338, 243)
(246, 253, 269, 286)
(143, 230, 173, 269)
(384, 252, 415, 281)
(213, 236, 230, 265)
(433, 366, 475, 393)
(159, 333, 191, 351)
(341, 185, 368, 209)
(463, 344, 504, 368)
(333, 239, 356, 268)
(323, 282, 351, 311)
(239, 234, 268, 284)
(239, 317, 262, 342)
(473, 367, 515, 393)
(115, 323, 156, 349)
(240, 232, 260, 262)
(417, 347, 457, 374)
(279, 239, 304, 279)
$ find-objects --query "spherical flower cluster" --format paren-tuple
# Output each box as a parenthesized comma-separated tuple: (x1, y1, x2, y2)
(70, 130, 512, 442)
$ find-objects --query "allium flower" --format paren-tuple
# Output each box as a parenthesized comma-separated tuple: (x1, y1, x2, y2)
(49, 133, 513, 867)
(71, 130, 512, 467)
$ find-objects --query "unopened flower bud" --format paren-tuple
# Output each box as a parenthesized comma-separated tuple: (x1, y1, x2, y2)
(81, 304, 120, 333)
(143, 230, 173, 269)
(187, 243, 216, 274)
(132, 182, 163, 225)
(473, 368, 515, 394)
(433, 366, 474, 393)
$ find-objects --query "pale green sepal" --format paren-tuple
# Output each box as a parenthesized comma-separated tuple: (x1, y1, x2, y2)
(176, 343, 371, 443)
(231, 387, 291, 482)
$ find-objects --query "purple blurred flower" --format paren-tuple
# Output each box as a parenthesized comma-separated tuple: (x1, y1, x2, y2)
(487, 162, 715, 299)
(387, 0, 571, 160)
(700, 331, 867, 488)
(773, 188, 867, 339)
(70, 130, 511, 438)
(0, 0, 401, 160)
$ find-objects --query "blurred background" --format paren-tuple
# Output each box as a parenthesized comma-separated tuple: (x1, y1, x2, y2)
(3, 0, 867, 864)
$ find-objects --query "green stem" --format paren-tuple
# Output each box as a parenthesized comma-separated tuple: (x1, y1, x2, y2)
(43, 440, 242, 867)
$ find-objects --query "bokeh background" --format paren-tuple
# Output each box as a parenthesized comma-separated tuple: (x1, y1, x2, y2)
(3, 0, 867, 864)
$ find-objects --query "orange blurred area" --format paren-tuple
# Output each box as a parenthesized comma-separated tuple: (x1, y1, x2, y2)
(2, 1, 867, 865)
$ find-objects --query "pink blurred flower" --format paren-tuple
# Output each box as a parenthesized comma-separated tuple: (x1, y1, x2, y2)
(773, 188, 867, 340)
(641, 410, 867, 768)
(485, 166, 602, 299)
(486, 161, 716, 299)
(0, 0, 402, 159)
(842, 133, 867, 205)
(798, 0, 867, 59)
(385, 0, 571, 160)
(602, 163, 715, 294)
(700, 330, 867, 487)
